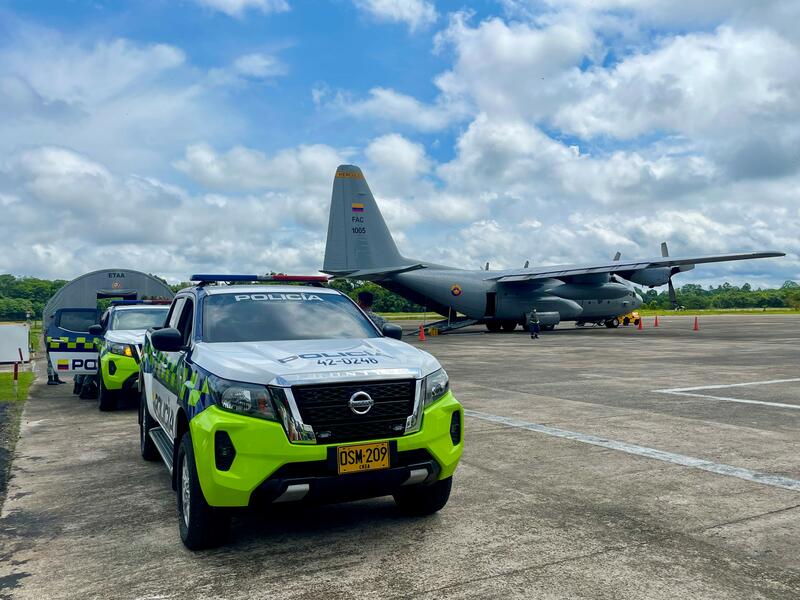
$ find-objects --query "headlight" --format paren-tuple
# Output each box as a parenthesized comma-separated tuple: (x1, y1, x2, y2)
(423, 368, 449, 407)
(207, 375, 276, 421)
(108, 342, 134, 358)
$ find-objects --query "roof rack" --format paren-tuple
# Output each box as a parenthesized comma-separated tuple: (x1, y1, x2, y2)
(190, 274, 331, 287)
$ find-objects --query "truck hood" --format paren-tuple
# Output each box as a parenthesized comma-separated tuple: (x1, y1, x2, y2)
(191, 337, 441, 386)
(105, 329, 148, 345)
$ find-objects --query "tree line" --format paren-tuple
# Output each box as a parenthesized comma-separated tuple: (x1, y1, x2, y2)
(639, 281, 800, 310)
(1, 273, 798, 320)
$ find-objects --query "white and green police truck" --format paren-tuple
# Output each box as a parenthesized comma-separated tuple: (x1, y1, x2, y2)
(139, 275, 464, 549)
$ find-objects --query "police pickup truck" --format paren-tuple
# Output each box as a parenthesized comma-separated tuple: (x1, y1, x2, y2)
(88, 301, 170, 411)
(139, 275, 463, 549)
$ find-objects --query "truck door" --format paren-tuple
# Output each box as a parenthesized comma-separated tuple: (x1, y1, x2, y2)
(151, 297, 189, 435)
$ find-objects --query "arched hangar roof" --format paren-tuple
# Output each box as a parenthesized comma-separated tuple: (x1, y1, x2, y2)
(43, 268, 174, 324)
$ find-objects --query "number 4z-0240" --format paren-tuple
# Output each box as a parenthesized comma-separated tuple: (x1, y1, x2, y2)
(337, 442, 390, 474)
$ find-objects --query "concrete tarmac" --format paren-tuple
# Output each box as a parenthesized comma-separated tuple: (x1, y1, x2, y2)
(1, 315, 799, 599)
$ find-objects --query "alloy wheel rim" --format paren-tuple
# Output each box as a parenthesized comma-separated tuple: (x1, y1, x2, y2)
(181, 455, 190, 528)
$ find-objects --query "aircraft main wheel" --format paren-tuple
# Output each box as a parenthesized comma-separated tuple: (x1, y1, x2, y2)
(605, 318, 620, 328)
(501, 321, 517, 332)
(576, 322, 585, 327)
(543, 325, 555, 331)
(486, 321, 502, 333)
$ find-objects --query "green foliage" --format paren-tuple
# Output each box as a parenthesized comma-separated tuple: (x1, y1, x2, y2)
(0, 275, 67, 320)
(641, 281, 800, 311)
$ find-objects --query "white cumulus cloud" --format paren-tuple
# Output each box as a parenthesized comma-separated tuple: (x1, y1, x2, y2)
(353, 0, 438, 32)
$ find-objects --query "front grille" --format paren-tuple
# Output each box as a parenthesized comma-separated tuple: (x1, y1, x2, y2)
(292, 380, 416, 443)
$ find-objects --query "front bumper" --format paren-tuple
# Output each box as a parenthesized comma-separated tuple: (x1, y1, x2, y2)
(100, 353, 139, 391)
(190, 391, 463, 507)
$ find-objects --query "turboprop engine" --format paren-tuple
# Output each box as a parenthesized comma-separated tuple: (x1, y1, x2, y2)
(628, 267, 672, 287)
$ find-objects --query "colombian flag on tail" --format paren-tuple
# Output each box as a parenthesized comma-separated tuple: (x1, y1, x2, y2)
(351, 203, 364, 212)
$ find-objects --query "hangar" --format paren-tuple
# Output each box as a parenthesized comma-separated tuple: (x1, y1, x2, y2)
(43, 269, 174, 379)
(43, 268, 174, 325)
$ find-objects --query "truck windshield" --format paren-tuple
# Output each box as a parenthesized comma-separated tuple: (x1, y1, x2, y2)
(203, 292, 380, 342)
(110, 308, 169, 330)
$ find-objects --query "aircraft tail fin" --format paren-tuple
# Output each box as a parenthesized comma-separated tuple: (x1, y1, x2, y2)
(322, 165, 410, 275)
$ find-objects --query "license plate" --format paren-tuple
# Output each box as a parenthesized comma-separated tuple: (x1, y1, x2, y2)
(337, 442, 390, 475)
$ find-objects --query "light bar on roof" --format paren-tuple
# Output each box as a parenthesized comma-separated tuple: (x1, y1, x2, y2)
(190, 274, 330, 283)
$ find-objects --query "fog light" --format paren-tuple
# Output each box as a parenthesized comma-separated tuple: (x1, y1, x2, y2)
(215, 430, 236, 471)
(449, 411, 462, 445)
(108, 361, 116, 375)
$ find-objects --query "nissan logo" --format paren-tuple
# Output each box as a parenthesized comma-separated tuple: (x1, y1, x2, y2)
(348, 391, 374, 415)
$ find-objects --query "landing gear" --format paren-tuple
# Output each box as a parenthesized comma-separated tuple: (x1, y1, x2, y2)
(501, 321, 518, 332)
(485, 321, 502, 333)
(604, 318, 620, 328)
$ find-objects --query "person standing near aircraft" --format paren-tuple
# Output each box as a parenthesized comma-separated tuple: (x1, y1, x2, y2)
(528, 309, 540, 339)
(357, 291, 387, 329)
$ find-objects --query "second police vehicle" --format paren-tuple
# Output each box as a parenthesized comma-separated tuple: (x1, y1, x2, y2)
(139, 275, 464, 549)
(90, 301, 171, 410)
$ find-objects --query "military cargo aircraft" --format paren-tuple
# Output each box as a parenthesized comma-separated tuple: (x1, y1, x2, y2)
(322, 165, 784, 332)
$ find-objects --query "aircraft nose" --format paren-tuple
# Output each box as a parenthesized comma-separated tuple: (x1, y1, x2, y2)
(634, 294, 643, 309)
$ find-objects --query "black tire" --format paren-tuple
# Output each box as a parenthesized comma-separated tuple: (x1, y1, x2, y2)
(139, 384, 159, 462)
(177, 432, 230, 550)
(623, 317, 630, 326)
(393, 476, 453, 516)
(72, 377, 81, 395)
(576, 322, 585, 327)
(97, 376, 118, 411)
(605, 318, 620, 329)
(485, 321, 502, 333)
(501, 321, 517, 332)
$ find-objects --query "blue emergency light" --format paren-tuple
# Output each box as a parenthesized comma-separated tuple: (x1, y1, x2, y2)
(110, 299, 172, 306)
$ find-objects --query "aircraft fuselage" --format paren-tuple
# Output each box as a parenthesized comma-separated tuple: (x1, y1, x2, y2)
(381, 267, 642, 327)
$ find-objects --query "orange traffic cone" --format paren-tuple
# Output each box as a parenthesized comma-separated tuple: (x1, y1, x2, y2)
(637, 318, 643, 330)
(693, 316, 699, 331)
(419, 325, 426, 341)
(654, 315, 659, 327)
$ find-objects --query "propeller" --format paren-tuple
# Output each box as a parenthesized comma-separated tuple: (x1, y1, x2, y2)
(524, 260, 529, 268)
(661, 242, 681, 310)
(613, 251, 621, 261)
(485, 262, 490, 271)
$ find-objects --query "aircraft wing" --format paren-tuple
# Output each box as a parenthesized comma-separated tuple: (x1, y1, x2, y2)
(484, 251, 785, 283)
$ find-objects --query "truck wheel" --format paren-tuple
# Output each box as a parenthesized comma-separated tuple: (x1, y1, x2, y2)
(393, 476, 453, 516)
(139, 386, 159, 462)
(177, 432, 230, 550)
(623, 317, 630, 326)
(97, 377, 118, 411)
(72, 377, 81, 395)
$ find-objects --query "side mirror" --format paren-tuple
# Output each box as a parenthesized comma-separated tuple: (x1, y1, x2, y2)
(382, 323, 403, 340)
(151, 327, 184, 352)
(88, 324, 103, 336)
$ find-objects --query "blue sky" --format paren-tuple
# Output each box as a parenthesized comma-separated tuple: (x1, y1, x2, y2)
(1, 0, 798, 286)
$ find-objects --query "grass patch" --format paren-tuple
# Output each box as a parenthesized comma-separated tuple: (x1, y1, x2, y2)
(0, 372, 35, 403)
(0, 370, 35, 509)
